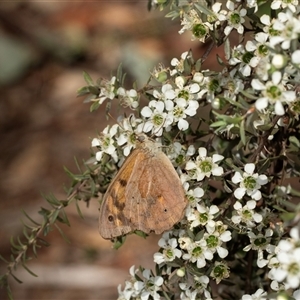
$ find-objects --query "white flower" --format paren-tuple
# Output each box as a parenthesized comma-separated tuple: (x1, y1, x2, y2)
(141, 100, 170, 136)
(269, 10, 300, 50)
(268, 226, 300, 289)
(154, 232, 182, 264)
(170, 51, 189, 75)
(244, 229, 274, 252)
(203, 223, 231, 259)
(245, 32, 269, 68)
(185, 147, 224, 181)
(179, 275, 212, 300)
(116, 116, 143, 156)
(252, 71, 296, 116)
(117, 87, 139, 109)
(232, 163, 268, 200)
(271, 0, 298, 13)
(232, 200, 263, 227)
(139, 269, 163, 300)
(182, 238, 213, 268)
(166, 97, 199, 131)
(91, 124, 119, 162)
(185, 186, 204, 207)
(224, 0, 247, 35)
(187, 204, 219, 231)
(210, 261, 230, 284)
(178, 9, 213, 42)
(153, 83, 176, 102)
(98, 76, 116, 104)
(241, 288, 267, 300)
(229, 44, 254, 77)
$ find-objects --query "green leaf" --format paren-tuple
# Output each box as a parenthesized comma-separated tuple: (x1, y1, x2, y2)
(21, 263, 38, 277)
(165, 10, 180, 19)
(90, 101, 100, 112)
(113, 236, 126, 249)
(36, 237, 50, 247)
(75, 201, 84, 219)
(195, 58, 202, 72)
(50, 209, 60, 224)
(83, 94, 97, 104)
(83, 71, 94, 85)
(22, 227, 30, 240)
(54, 224, 70, 244)
(39, 207, 50, 217)
(88, 85, 100, 95)
(289, 136, 300, 148)
(10, 273, 23, 284)
(43, 224, 51, 236)
(116, 63, 123, 83)
(22, 210, 40, 226)
(10, 237, 18, 249)
(0, 255, 9, 263)
(58, 209, 70, 226)
(76, 86, 90, 97)
(240, 119, 246, 145)
(194, 2, 213, 16)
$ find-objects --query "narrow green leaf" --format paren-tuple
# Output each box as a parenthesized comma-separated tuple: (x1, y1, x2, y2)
(39, 207, 50, 217)
(10, 237, 18, 249)
(83, 71, 94, 85)
(22, 210, 40, 226)
(289, 136, 300, 148)
(17, 236, 25, 248)
(54, 224, 70, 244)
(21, 263, 38, 277)
(32, 243, 38, 258)
(210, 120, 227, 128)
(0, 254, 9, 263)
(90, 101, 100, 112)
(43, 224, 51, 236)
(88, 85, 100, 95)
(75, 201, 84, 219)
(58, 209, 70, 226)
(240, 119, 246, 145)
(165, 10, 180, 19)
(36, 237, 50, 247)
(10, 273, 23, 284)
(22, 227, 30, 240)
(194, 2, 213, 16)
(224, 38, 231, 60)
(113, 236, 126, 249)
(50, 209, 60, 224)
(76, 86, 90, 97)
(83, 94, 97, 104)
(116, 63, 123, 82)
(6, 284, 13, 300)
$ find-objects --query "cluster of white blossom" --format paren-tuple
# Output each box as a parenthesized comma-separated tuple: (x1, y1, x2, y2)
(87, 0, 300, 299)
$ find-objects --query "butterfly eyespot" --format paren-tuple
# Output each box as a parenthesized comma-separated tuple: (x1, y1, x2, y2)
(108, 215, 114, 222)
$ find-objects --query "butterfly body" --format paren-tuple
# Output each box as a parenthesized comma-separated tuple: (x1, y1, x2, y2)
(99, 135, 187, 240)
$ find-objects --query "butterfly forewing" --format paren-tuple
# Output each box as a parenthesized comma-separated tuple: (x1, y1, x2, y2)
(99, 135, 187, 239)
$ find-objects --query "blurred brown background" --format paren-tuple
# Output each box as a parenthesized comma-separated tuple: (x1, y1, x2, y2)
(0, 1, 209, 299)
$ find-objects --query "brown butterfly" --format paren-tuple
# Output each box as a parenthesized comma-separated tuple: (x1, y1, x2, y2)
(99, 134, 187, 240)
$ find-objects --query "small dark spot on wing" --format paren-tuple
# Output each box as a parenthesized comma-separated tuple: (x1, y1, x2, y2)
(115, 200, 125, 211)
(119, 179, 127, 187)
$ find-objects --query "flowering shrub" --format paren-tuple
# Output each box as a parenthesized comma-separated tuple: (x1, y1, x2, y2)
(81, 0, 300, 299)
(2, 0, 300, 299)
(82, 1, 300, 298)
